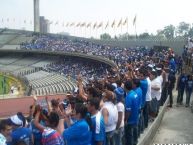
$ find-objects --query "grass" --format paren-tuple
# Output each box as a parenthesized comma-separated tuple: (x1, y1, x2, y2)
(0, 75, 10, 95)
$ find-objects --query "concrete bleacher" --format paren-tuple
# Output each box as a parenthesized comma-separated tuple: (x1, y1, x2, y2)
(25, 70, 51, 81)
(8, 35, 34, 45)
(0, 56, 23, 65)
(0, 45, 20, 50)
(0, 34, 18, 44)
(27, 72, 76, 96)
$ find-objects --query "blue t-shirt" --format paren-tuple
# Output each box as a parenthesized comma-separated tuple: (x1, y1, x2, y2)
(134, 87, 142, 110)
(125, 90, 139, 125)
(29, 121, 45, 145)
(140, 79, 148, 108)
(91, 112, 105, 145)
(63, 119, 91, 145)
(11, 127, 32, 145)
(179, 74, 187, 88)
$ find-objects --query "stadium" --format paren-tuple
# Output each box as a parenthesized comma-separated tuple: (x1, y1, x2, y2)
(0, 0, 193, 145)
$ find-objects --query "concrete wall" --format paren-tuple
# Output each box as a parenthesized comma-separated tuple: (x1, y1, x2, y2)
(0, 49, 117, 68)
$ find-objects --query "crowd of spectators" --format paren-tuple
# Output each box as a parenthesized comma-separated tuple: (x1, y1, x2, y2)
(0, 35, 192, 145)
(43, 57, 112, 81)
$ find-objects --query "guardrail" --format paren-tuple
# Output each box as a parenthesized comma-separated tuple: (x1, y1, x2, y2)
(137, 97, 169, 145)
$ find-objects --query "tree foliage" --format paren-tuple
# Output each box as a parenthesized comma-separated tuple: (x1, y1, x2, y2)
(99, 21, 193, 40)
(100, 33, 111, 40)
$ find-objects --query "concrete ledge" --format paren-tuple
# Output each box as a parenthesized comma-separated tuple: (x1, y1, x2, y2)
(137, 97, 169, 145)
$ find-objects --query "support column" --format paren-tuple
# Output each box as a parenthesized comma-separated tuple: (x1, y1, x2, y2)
(34, 0, 40, 32)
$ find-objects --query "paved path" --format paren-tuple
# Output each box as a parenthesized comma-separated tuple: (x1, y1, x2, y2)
(152, 95, 193, 144)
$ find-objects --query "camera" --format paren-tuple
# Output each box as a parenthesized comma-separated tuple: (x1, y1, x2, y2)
(62, 99, 69, 109)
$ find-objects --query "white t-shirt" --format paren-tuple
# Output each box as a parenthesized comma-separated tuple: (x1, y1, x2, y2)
(0, 133, 6, 145)
(101, 101, 118, 132)
(151, 77, 161, 100)
(116, 102, 125, 128)
(146, 77, 152, 101)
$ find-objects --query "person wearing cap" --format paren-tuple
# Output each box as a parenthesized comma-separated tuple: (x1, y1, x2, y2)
(0, 119, 12, 145)
(8, 113, 33, 145)
(114, 80, 125, 145)
(124, 80, 139, 145)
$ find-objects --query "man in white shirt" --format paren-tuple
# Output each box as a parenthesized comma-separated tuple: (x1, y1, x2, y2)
(150, 71, 161, 117)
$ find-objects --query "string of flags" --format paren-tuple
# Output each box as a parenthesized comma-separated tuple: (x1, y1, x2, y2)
(0, 16, 137, 30)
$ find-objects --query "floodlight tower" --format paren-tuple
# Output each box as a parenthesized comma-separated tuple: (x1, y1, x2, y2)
(34, 0, 40, 32)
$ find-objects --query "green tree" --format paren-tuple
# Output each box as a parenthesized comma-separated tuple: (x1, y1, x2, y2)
(188, 25, 193, 37)
(138, 32, 150, 39)
(100, 33, 111, 40)
(118, 33, 135, 40)
(161, 25, 175, 39)
(176, 22, 190, 37)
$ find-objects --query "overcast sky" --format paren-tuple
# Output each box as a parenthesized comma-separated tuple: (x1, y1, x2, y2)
(0, 0, 192, 38)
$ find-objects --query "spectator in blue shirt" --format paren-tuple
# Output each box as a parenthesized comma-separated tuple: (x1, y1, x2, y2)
(176, 71, 187, 106)
(87, 97, 106, 145)
(185, 75, 193, 107)
(132, 78, 142, 138)
(58, 103, 92, 145)
(138, 68, 148, 132)
(124, 80, 139, 145)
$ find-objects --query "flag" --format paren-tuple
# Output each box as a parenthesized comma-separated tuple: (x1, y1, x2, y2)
(13, 18, 15, 22)
(66, 22, 69, 27)
(7, 18, 9, 22)
(70, 22, 75, 27)
(80, 22, 86, 27)
(1, 18, 3, 23)
(111, 20, 115, 28)
(87, 22, 91, 28)
(105, 21, 109, 29)
(123, 17, 128, 25)
(76, 22, 80, 27)
(49, 21, 53, 25)
(30, 20, 32, 25)
(93, 22, 97, 29)
(24, 20, 26, 24)
(117, 18, 122, 27)
(97, 22, 103, 28)
(133, 15, 137, 26)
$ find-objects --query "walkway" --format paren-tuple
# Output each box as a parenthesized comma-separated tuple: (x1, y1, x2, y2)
(152, 95, 193, 144)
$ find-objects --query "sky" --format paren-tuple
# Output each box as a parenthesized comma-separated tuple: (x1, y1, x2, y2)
(0, 0, 193, 38)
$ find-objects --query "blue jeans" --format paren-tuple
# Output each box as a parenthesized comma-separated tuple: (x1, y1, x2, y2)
(138, 110, 144, 137)
(125, 124, 138, 145)
(143, 101, 150, 128)
(114, 127, 124, 145)
(106, 130, 115, 145)
(177, 87, 185, 104)
(186, 89, 192, 106)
